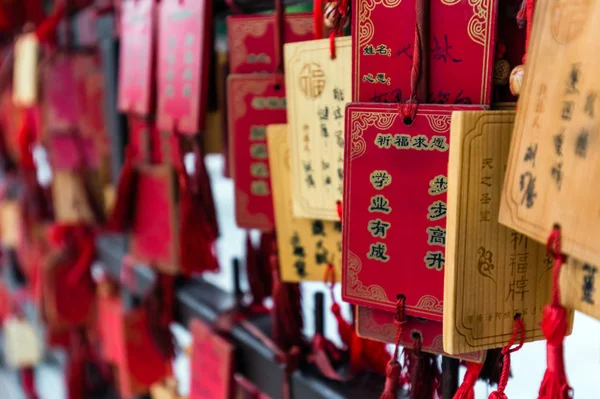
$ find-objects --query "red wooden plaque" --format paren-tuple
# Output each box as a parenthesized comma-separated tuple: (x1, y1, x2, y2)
(130, 166, 179, 273)
(228, 74, 287, 231)
(128, 117, 177, 164)
(43, 54, 78, 132)
(118, 0, 155, 116)
(227, 13, 313, 74)
(189, 319, 234, 399)
(342, 103, 484, 320)
(74, 55, 108, 145)
(156, 0, 212, 134)
(356, 306, 485, 362)
(48, 134, 99, 170)
(98, 294, 123, 364)
(351, 0, 497, 105)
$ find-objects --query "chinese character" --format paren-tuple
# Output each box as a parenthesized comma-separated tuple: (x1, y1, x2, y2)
(585, 91, 596, 118)
(318, 106, 329, 120)
(334, 222, 342, 232)
(431, 34, 462, 63)
(315, 241, 329, 265)
(376, 44, 390, 55)
(453, 90, 473, 104)
(363, 44, 375, 55)
(369, 195, 392, 214)
(294, 260, 307, 277)
(428, 175, 448, 195)
(427, 200, 447, 221)
(367, 243, 390, 262)
(250, 162, 269, 178)
(375, 133, 393, 148)
(312, 220, 326, 236)
(424, 251, 445, 271)
(321, 124, 329, 138)
(370, 170, 392, 190)
(250, 143, 268, 159)
(554, 131, 564, 156)
(551, 162, 563, 190)
(306, 174, 316, 188)
(337, 168, 343, 180)
(392, 134, 411, 149)
(333, 87, 344, 101)
(362, 73, 376, 83)
(524, 144, 538, 166)
(250, 125, 267, 140)
(566, 63, 581, 94)
(251, 181, 270, 196)
(333, 106, 343, 120)
(368, 219, 391, 238)
(412, 135, 429, 150)
(290, 232, 300, 247)
(303, 162, 313, 174)
(562, 101, 574, 121)
(480, 193, 492, 205)
(519, 172, 537, 208)
(481, 176, 492, 187)
(480, 209, 492, 222)
(505, 278, 529, 302)
(576, 128, 589, 158)
(426, 226, 446, 247)
(324, 176, 332, 185)
(376, 73, 391, 85)
(429, 136, 449, 151)
(582, 264, 597, 305)
(335, 130, 344, 148)
(482, 158, 493, 169)
(396, 43, 413, 60)
(510, 231, 527, 251)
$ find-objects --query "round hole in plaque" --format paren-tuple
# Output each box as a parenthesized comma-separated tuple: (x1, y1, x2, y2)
(396, 293, 406, 301)
(403, 116, 414, 126)
(274, 83, 281, 91)
(411, 331, 422, 341)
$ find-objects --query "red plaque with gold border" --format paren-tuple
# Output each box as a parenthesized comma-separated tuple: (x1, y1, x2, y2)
(156, 0, 212, 134)
(356, 306, 485, 362)
(351, 0, 497, 105)
(118, 0, 155, 116)
(189, 318, 234, 399)
(43, 54, 78, 133)
(342, 103, 483, 320)
(227, 13, 313, 74)
(228, 74, 287, 231)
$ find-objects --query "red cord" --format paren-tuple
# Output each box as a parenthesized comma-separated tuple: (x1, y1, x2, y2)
(392, 296, 406, 361)
(490, 316, 525, 397)
(546, 226, 564, 306)
(274, 0, 285, 74)
(313, 0, 323, 40)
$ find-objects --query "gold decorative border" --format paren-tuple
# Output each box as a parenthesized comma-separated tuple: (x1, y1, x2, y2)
(236, 191, 273, 231)
(344, 250, 389, 303)
(288, 16, 313, 36)
(349, 110, 398, 159)
(358, 0, 404, 47)
(229, 78, 271, 121)
(424, 114, 452, 133)
(415, 295, 444, 313)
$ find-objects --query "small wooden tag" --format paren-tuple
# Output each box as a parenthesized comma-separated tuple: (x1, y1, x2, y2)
(0, 200, 20, 248)
(499, 0, 600, 267)
(444, 110, 572, 354)
(13, 33, 39, 107)
(150, 379, 181, 399)
(267, 124, 342, 283)
(356, 306, 485, 363)
(52, 169, 104, 224)
(3, 317, 43, 367)
(285, 37, 350, 221)
(560, 257, 600, 321)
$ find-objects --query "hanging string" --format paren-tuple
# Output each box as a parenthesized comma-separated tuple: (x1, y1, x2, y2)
(379, 295, 406, 399)
(516, 0, 535, 63)
(274, 0, 285, 76)
(489, 315, 525, 399)
(313, 0, 323, 40)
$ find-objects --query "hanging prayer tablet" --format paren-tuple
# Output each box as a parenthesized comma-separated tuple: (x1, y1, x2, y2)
(118, 0, 155, 115)
(189, 318, 235, 399)
(341, 103, 483, 320)
(130, 165, 179, 273)
(3, 317, 43, 367)
(0, 200, 20, 248)
(13, 33, 39, 107)
(499, 0, 600, 267)
(48, 134, 99, 171)
(285, 37, 350, 221)
(42, 54, 78, 133)
(560, 257, 600, 321)
(227, 13, 313, 74)
(267, 124, 342, 283)
(351, 0, 497, 104)
(52, 170, 104, 224)
(156, 0, 212, 134)
(356, 306, 485, 362)
(228, 74, 286, 231)
(444, 110, 568, 354)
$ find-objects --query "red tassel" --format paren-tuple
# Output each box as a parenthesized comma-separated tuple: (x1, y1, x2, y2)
(245, 232, 269, 312)
(107, 147, 138, 232)
(489, 316, 525, 399)
(453, 362, 484, 399)
(67, 330, 88, 399)
(313, 0, 323, 40)
(537, 226, 573, 399)
(271, 244, 304, 351)
(309, 333, 345, 381)
(34, 1, 66, 43)
(336, 200, 343, 222)
(144, 272, 176, 360)
(410, 338, 441, 399)
(20, 367, 38, 399)
(379, 296, 406, 398)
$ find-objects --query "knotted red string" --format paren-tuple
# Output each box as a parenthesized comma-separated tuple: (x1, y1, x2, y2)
(20, 367, 38, 399)
(274, 0, 285, 75)
(453, 361, 484, 399)
(489, 316, 525, 399)
(34, 1, 66, 43)
(336, 200, 343, 223)
(537, 226, 573, 399)
(379, 296, 406, 399)
(313, 0, 323, 40)
(516, 0, 535, 63)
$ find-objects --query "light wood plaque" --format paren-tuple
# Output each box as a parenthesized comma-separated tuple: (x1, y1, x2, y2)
(13, 33, 38, 107)
(52, 170, 104, 224)
(444, 111, 570, 355)
(0, 200, 20, 248)
(560, 257, 600, 320)
(3, 317, 42, 367)
(267, 124, 342, 283)
(499, 0, 600, 266)
(284, 37, 351, 221)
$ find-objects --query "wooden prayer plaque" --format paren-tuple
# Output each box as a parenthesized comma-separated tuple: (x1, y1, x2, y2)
(342, 103, 483, 320)
(444, 110, 564, 354)
(356, 306, 485, 363)
(0, 200, 20, 248)
(351, 0, 497, 104)
(156, 0, 212, 134)
(227, 13, 313, 74)
(285, 36, 350, 221)
(189, 318, 234, 399)
(267, 124, 342, 283)
(13, 33, 38, 107)
(42, 54, 78, 133)
(499, 0, 600, 267)
(3, 317, 42, 367)
(52, 170, 104, 224)
(560, 257, 600, 321)
(130, 165, 179, 274)
(228, 74, 287, 231)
